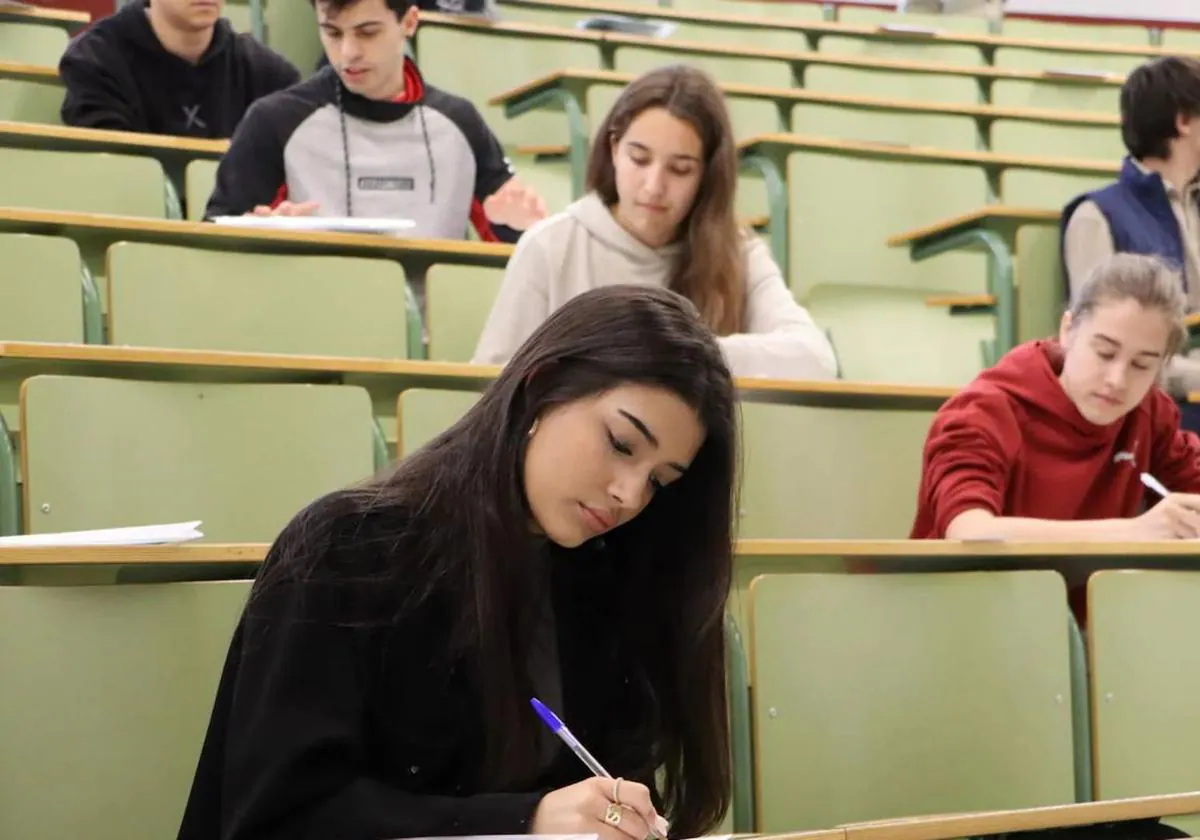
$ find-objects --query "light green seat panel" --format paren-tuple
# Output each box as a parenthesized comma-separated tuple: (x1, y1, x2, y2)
(222, 1, 254, 33)
(786, 150, 988, 305)
(669, 20, 809, 52)
(802, 63, 981, 107)
(806, 285, 992, 385)
(495, 2, 594, 28)
(1161, 28, 1200, 51)
(0, 78, 63, 124)
(1001, 169, 1112, 341)
(678, 0, 824, 17)
(21, 376, 376, 540)
(835, 6, 993, 33)
(990, 78, 1121, 113)
(397, 388, 481, 455)
(990, 119, 1124, 161)
(106, 242, 410, 358)
(416, 26, 601, 148)
(815, 33, 987, 67)
(750, 570, 1076, 832)
(0, 234, 89, 343)
(184, 158, 220, 221)
(510, 152, 574, 215)
(992, 46, 1145, 75)
(425, 264, 504, 363)
(0, 147, 175, 217)
(0, 580, 251, 840)
(999, 18, 1150, 46)
(1088, 571, 1200, 803)
(267, 0, 324, 73)
(612, 45, 793, 95)
(738, 400, 932, 539)
(0, 21, 68, 64)
(791, 101, 978, 149)
(592, 56, 783, 141)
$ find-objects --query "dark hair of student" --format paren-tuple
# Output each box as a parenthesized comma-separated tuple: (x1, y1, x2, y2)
(1120, 56, 1200, 160)
(309, 0, 415, 19)
(587, 65, 747, 337)
(255, 285, 739, 837)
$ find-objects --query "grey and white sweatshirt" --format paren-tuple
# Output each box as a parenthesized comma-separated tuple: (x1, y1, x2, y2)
(204, 60, 519, 242)
(473, 193, 838, 380)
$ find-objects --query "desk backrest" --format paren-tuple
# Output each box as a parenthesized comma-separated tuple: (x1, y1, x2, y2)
(0, 579, 251, 840)
(750, 570, 1077, 831)
(20, 376, 376, 540)
(0, 78, 62, 123)
(106, 242, 412, 359)
(0, 233, 88, 343)
(0, 147, 175, 217)
(1088, 570, 1200, 806)
(415, 23, 602, 148)
(0, 21, 67, 64)
(425, 264, 504, 363)
(184, 158, 219, 221)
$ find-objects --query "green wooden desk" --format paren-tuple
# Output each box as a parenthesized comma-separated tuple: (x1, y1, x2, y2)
(886, 205, 1062, 360)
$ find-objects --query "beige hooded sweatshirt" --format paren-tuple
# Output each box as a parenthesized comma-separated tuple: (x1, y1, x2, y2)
(472, 193, 838, 380)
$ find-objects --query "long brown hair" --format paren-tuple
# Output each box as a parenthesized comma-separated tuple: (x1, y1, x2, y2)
(587, 64, 746, 336)
(256, 285, 738, 836)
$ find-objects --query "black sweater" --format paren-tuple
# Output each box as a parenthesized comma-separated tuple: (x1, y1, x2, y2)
(177, 491, 655, 840)
(58, 0, 299, 138)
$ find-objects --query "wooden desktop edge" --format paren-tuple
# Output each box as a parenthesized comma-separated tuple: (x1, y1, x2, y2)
(830, 790, 1200, 840)
(5, 539, 1200, 566)
(0, 341, 957, 403)
(738, 133, 1116, 174)
(0, 60, 60, 81)
(0, 121, 229, 155)
(886, 206, 1061, 247)
(0, 4, 89, 27)
(0, 207, 515, 258)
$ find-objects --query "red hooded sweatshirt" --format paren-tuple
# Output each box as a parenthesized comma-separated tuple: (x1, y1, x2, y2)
(911, 339, 1200, 540)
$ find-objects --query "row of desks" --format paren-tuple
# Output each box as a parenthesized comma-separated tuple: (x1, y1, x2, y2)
(495, 0, 1191, 61)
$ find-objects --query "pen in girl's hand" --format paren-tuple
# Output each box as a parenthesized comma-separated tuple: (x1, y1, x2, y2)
(530, 697, 670, 838)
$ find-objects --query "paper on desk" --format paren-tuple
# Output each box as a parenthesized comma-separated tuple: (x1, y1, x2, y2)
(1042, 67, 1119, 81)
(0, 521, 204, 547)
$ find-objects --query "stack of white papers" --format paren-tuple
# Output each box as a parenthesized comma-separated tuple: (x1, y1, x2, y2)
(0, 521, 204, 547)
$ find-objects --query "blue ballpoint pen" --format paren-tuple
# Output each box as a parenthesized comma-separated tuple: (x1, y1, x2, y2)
(530, 697, 670, 838)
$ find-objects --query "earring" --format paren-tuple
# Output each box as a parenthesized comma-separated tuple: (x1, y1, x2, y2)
(528, 419, 539, 438)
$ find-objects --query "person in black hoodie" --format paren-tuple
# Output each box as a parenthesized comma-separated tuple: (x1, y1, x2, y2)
(175, 285, 738, 840)
(58, 0, 300, 138)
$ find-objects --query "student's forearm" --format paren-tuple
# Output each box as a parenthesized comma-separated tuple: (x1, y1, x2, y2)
(945, 509, 1136, 541)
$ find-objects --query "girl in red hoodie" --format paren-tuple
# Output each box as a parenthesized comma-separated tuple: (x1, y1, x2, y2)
(912, 253, 1200, 542)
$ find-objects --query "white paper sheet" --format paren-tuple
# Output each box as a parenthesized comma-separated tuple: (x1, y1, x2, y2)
(0, 521, 204, 547)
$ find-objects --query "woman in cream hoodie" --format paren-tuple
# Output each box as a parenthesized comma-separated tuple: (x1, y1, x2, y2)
(472, 65, 838, 381)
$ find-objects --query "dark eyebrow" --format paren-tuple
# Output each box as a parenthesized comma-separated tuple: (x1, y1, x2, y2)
(618, 409, 688, 475)
(626, 140, 701, 164)
(1094, 332, 1162, 358)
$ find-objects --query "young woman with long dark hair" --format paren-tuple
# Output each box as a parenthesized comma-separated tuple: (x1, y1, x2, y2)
(178, 284, 739, 840)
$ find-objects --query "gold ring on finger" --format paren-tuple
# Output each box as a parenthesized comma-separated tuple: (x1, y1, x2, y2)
(612, 777, 623, 805)
(604, 803, 623, 827)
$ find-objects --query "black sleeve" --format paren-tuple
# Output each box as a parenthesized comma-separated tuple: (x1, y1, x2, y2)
(210, 507, 548, 840)
(203, 99, 287, 218)
(58, 36, 144, 131)
(465, 103, 516, 203)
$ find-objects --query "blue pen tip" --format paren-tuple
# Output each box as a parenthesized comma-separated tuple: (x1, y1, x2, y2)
(530, 697, 564, 732)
